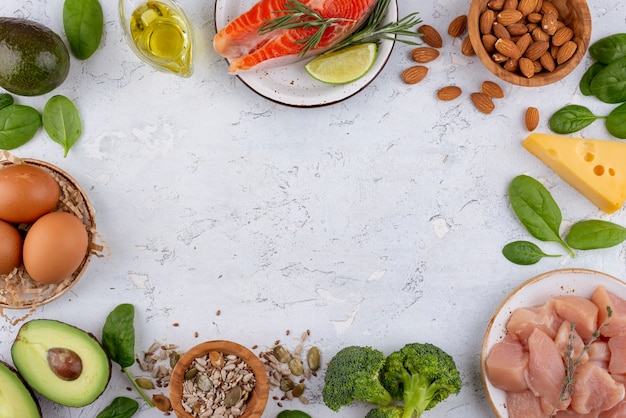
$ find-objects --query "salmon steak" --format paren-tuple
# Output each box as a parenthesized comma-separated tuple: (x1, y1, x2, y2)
(214, 0, 378, 73)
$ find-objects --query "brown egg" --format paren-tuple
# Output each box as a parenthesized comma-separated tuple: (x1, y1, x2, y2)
(0, 164, 60, 223)
(23, 212, 88, 284)
(0, 220, 23, 275)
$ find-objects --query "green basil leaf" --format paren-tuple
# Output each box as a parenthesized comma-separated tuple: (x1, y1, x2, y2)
(579, 62, 606, 96)
(590, 56, 626, 104)
(502, 241, 560, 265)
(549, 105, 601, 134)
(508, 175, 573, 256)
(277, 411, 313, 418)
(566, 220, 626, 250)
(606, 102, 626, 139)
(0, 93, 13, 110)
(102, 303, 136, 369)
(589, 33, 626, 65)
(63, 0, 104, 60)
(0, 105, 41, 150)
(96, 397, 139, 418)
(42, 95, 82, 157)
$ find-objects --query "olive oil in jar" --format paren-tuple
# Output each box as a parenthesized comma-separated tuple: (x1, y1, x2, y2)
(129, 1, 193, 76)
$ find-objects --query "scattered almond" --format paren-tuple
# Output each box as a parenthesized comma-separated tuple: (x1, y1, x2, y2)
(525, 107, 540, 131)
(448, 15, 468, 37)
(461, 36, 475, 56)
(417, 25, 443, 48)
(410, 47, 440, 63)
(437, 86, 463, 101)
(402, 66, 428, 84)
(481, 80, 505, 98)
(470, 92, 495, 114)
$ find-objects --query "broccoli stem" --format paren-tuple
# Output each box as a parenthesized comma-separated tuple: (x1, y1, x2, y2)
(402, 372, 447, 418)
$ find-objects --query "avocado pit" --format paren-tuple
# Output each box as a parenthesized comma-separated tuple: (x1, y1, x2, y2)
(47, 347, 83, 381)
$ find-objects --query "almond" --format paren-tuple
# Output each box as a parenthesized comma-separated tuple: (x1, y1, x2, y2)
(539, 51, 555, 71)
(515, 33, 533, 55)
(527, 12, 543, 23)
(411, 47, 440, 63)
(470, 92, 495, 114)
(437, 86, 463, 101)
(517, 0, 538, 16)
(482, 34, 498, 53)
(417, 25, 443, 48)
(541, 11, 558, 35)
(556, 40, 577, 64)
(532, 27, 550, 42)
(492, 22, 511, 40)
(488, 0, 506, 10)
(541, 1, 559, 18)
(497, 9, 523, 25)
(507, 23, 528, 36)
(525, 107, 540, 131)
(524, 40, 549, 61)
(480, 9, 496, 35)
(519, 56, 535, 77)
(495, 38, 522, 59)
(503, 57, 519, 72)
(481, 80, 505, 98)
(461, 36, 476, 56)
(402, 65, 428, 84)
(448, 15, 468, 37)
(551, 26, 573, 46)
(504, 0, 519, 10)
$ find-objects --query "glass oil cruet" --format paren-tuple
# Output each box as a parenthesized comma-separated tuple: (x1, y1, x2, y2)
(119, 0, 194, 77)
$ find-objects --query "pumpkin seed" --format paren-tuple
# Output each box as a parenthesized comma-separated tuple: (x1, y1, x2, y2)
(280, 376, 295, 392)
(135, 376, 155, 390)
(196, 374, 212, 391)
(184, 367, 198, 380)
(169, 351, 180, 369)
(288, 358, 304, 376)
(152, 394, 171, 412)
(292, 383, 305, 398)
(306, 346, 321, 372)
(273, 345, 292, 363)
(224, 385, 242, 407)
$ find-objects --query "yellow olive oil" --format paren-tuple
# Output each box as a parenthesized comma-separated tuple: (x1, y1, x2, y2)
(129, 1, 193, 76)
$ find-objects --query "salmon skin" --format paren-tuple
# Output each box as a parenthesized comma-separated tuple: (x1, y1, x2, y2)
(214, 0, 378, 73)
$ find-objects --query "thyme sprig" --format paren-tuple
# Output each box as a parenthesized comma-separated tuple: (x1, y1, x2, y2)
(550, 306, 613, 417)
(258, 0, 423, 56)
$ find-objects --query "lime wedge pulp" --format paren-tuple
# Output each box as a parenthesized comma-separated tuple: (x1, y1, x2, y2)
(304, 43, 378, 85)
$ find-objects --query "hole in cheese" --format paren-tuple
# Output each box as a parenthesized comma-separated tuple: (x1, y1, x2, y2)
(584, 152, 595, 162)
(594, 165, 605, 176)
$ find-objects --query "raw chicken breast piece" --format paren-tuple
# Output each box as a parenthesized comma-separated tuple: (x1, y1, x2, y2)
(571, 361, 625, 414)
(485, 334, 529, 392)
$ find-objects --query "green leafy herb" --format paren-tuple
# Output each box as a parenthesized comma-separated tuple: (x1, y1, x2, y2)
(579, 62, 606, 96)
(102, 304, 154, 408)
(63, 0, 104, 60)
(590, 56, 626, 104)
(277, 411, 313, 418)
(606, 102, 626, 139)
(96, 397, 139, 418)
(0, 105, 41, 150)
(549, 105, 602, 134)
(0, 93, 13, 111)
(508, 175, 575, 257)
(589, 33, 626, 65)
(566, 220, 626, 250)
(502, 241, 561, 265)
(42, 95, 82, 157)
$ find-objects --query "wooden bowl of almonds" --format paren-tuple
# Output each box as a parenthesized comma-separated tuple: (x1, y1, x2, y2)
(468, 0, 591, 86)
(169, 340, 269, 418)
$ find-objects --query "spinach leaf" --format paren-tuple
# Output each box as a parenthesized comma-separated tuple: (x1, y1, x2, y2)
(502, 241, 561, 265)
(589, 33, 626, 64)
(579, 62, 606, 96)
(0, 93, 13, 110)
(566, 220, 626, 250)
(42, 95, 82, 157)
(549, 105, 602, 134)
(606, 102, 626, 139)
(277, 411, 313, 418)
(63, 0, 104, 60)
(0, 105, 41, 150)
(508, 175, 574, 256)
(590, 56, 626, 104)
(102, 303, 136, 368)
(96, 397, 139, 418)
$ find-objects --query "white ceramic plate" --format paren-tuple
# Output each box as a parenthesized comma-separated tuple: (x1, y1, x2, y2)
(480, 268, 626, 418)
(213, 0, 398, 107)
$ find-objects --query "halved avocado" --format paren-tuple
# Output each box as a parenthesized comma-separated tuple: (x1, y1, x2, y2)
(11, 319, 111, 407)
(0, 360, 41, 418)
(0, 17, 70, 96)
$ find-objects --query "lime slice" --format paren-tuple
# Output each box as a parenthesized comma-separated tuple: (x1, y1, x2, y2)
(305, 43, 378, 85)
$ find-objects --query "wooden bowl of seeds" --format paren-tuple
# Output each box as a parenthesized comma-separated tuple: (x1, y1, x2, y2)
(468, 0, 591, 86)
(169, 340, 269, 418)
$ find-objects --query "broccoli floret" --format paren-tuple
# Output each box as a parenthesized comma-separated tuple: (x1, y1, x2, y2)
(365, 405, 406, 418)
(322, 346, 393, 411)
(381, 343, 461, 418)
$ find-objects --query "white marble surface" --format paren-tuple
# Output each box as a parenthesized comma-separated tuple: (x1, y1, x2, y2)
(1, 0, 625, 417)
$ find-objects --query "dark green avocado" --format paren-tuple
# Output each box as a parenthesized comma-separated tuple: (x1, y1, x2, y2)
(11, 319, 111, 407)
(0, 17, 70, 96)
(0, 360, 42, 418)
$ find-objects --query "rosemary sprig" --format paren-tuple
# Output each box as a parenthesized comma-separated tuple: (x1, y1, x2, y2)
(550, 306, 613, 417)
(258, 0, 423, 56)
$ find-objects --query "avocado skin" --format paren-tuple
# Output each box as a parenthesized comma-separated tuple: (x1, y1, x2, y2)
(0, 360, 42, 418)
(0, 17, 70, 96)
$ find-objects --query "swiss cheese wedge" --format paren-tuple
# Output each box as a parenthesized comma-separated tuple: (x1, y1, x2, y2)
(522, 133, 626, 214)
